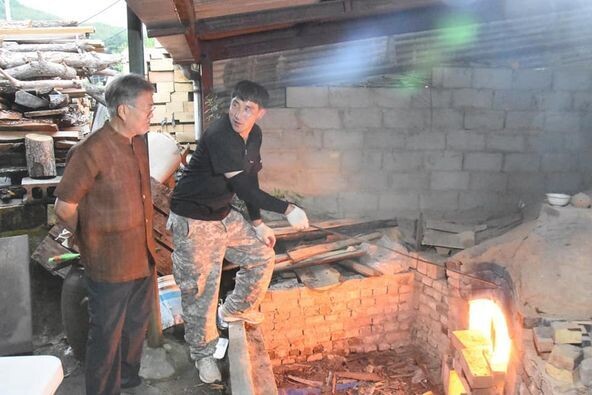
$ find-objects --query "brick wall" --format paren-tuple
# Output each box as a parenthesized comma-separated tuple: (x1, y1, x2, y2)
(258, 272, 416, 366)
(257, 66, 592, 220)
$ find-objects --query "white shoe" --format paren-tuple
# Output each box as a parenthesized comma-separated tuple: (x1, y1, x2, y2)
(196, 357, 221, 384)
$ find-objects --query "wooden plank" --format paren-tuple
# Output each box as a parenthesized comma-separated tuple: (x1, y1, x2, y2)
(459, 348, 494, 389)
(0, 130, 78, 141)
(0, 120, 58, 132)
(295, 264, 341, 290)
(287, 232, 381, 263)
(23, 108, 68, 118)
(0, 26, 95, 39)
(451, 330, 491, 352)
(228, 322, 256, 395)
(0, 110, 23, 120)
(422, 229, 475, 249)
(153, 210, 173, 249)
(150, 178, 172, 215)
(274, 248, 365, 272)
(273, 218, 396, 239)
(338, 259, 383, 277)
(335, 371, 383, 382)
(425, 220, 487, 233)
(246, 326, 278, 395)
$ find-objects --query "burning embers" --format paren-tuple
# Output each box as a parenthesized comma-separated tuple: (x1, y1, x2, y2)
(446, 298, 512, 394)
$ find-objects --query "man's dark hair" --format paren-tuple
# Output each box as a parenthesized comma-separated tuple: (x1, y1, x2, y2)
(105, 73, 154, 118)
(231, 80, 270, 108)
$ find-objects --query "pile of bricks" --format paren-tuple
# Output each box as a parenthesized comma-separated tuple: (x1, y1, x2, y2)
(530, 321, 592, 387)
(257, 272, 415, 366)
(146, 45, 196, 144)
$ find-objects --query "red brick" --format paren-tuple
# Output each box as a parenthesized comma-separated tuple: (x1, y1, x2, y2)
(399, 285, 413, 294)
(360, 298, 376, 307)
(346, 300, 361, 309)
(359, 326, 373, 336)
(302, 306, 321, 316)
(324, 314, 339, 322)
(331, 330, 346, 340)
(417, 260, 427, 274)
(427, 263, 446, 279)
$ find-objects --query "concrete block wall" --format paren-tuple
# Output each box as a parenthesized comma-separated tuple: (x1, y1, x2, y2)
(257, 272, 415, 366)
(258, 66, 592, 220)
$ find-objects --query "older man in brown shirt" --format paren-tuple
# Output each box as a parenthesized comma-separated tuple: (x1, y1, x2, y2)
(55, 74, 159, 395)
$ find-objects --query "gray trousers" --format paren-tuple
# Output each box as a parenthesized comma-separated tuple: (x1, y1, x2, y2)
(167, 209, 274, 360)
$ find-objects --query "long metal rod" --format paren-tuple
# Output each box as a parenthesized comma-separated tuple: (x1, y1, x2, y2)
(308, 224, 499, 288)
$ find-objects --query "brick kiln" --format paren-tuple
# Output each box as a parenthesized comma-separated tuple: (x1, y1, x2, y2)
(257, 204, 592, 394)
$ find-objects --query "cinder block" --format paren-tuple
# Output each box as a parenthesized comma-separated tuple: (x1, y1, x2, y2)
(468, 172, 507, 192)
(348, 172, 389, 192)
(339, 191, 379, 212)
(503, 153, 540, 172)
(580, 358, 592, 386)
(486, 135, 525, 152)
(554, 70, 592, 91)
(174, 82, 193, 92)
(153, 91, 171, 104)
(383, 109, 430, 129)
(505, 111, 544, 130)
(512, 69, 552, 90)
(323, 129, 364, 150)
(300, 109, 341, 129)
(525, 133, 564, 153)
(258, 108, 298, 129)
(548, 344, 583, 371)
(383, 151, 423, 171)
(428, 89, 453, 108)
(535, 92, 572, 111)
(432, 109, 464, 130)
(342, 108, 382, 128)
(432, 67, 472, 88)
(363, 130, 406, 149)
(378, 192, 420, 212)
(446, 130, 486, 151)
(540, 153, 577, 172)
(406, 132, 446, 150)
(372, 87, 413, 108)
(328, 87, 373, 108)
(424, 151, 463, 170)
(472, 68, 512, 89)
(148, 71, 174, 83)
(544, 112, 581, 132)
(452, 88, 493, 108)
(493, 90, 536, 110)
(573, 92, 592, 111)
(463, 152, 503, 171)
(507, 173, 545, 192)
(419, 191, 459, 211)
(173, 68, 190, 82)
(390, 172, 429, 189)
(533, 326, 554, 354)
(286, 87, 329, 108)
(545, 173, 583, 194)
(464, 110, 505, 130)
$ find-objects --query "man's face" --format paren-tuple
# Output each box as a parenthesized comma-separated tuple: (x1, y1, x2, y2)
(228, 97, 266, 136)
(123, 90, 154, 136)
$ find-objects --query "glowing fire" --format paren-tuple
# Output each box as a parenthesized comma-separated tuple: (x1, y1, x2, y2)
(468, 298, 511, 372)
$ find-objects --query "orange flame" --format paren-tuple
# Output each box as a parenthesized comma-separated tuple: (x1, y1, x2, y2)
(468, 299, 511, 372)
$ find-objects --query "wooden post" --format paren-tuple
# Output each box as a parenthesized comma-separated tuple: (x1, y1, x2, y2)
(25, 133, 56, 178)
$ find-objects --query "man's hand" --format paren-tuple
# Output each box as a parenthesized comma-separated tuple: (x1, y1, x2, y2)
(285, 204, 309, 231)
(254, 222, 276, 248)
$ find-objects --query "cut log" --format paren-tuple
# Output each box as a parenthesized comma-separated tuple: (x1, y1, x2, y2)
(24, 108, 69, 118)
(0, 69, 82, 94)
(338, 259, 383, 277)
(14, 90, 49, 109)
(0, 49, 121, 73)
(25, 133, 56, 178)
(0, 110, 23, 120)
(0, 119, 58, 132)
(2, 41, 96, 52)
(287, 231, 382, 263)
(3, 57, 77, 80)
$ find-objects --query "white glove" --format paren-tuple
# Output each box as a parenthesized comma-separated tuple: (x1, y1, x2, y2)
(286, 205, 309, 231)
(254, 222, 276, 248)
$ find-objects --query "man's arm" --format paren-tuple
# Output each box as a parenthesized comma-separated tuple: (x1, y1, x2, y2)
(55, 198, 79, 232)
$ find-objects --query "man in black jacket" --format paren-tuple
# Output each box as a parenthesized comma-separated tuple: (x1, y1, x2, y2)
(167, 80, 308, 383)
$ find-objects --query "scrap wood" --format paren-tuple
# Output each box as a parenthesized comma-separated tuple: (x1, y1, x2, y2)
(287, 375, 323, 388)
(0, 130, 78, 141)
(273, 218, 397, 241)
(0, 109, 22, 120)
(338, 259, 383, 277)
(0, 119, 58, 132)
(335, 371, 383, 382)
(287, 231, 382, 263)
(0, 67, 82, 94)
(274, 248, 365, 272)
(24, 107, 69, 118)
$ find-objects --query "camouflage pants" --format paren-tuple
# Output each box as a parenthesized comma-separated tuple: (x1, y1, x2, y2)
(167, 209, 274, 360)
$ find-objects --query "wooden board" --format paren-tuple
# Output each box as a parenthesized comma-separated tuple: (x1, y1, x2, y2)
(287, 231, 381, 263)
(459, 348, 493, 389)
(0, 26, 95, 39)
(425, 219, 487, 233)
(0, 130, 79, 141)
(338, 259, 383, 277)
(295, 264, 341, 290)
(422, 229, 475, 249)
(451, 330, 491, 352)
(273, 218, 397, 241)
(247, 326, 278, 395)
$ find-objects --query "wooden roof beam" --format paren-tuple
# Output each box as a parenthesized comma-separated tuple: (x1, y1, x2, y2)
(196, 0, 442, 40)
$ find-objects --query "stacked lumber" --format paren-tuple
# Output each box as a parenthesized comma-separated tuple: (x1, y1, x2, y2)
(421, 213, 523, 256)
(146, 43, 196, 143)
(0, 20, 122, 180)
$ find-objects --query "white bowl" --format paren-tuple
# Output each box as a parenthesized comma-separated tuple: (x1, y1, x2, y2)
(546, 193, 570, 206)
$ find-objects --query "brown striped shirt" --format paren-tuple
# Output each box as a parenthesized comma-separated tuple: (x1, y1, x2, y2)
(55, 123, 156, 282)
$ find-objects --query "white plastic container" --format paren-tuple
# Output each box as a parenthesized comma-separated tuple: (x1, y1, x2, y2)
(546, 193, 571, 206)
(147, 132, 182, 183)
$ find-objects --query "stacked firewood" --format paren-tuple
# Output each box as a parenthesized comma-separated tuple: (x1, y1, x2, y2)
(0, 20, 121, 170)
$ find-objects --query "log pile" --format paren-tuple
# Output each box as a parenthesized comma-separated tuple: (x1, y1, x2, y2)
(0, 20, 122, 182)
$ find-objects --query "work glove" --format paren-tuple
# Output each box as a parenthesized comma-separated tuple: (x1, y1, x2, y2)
(286, 205, 309, 231)
(254, 222, 276, 248)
